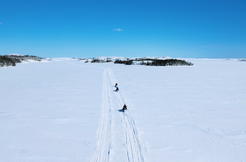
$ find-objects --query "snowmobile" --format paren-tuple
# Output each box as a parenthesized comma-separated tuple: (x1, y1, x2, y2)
(122, 104, 127, 112)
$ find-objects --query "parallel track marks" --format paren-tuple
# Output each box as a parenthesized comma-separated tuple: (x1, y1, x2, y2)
(93, 69, 113, 162)
(107, 69, 144, 162)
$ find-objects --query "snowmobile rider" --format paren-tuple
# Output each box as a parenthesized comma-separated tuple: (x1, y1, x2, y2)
(115, 83, 118, 87)
(116, 87, 119, 91)
(122, 104, 127, 111)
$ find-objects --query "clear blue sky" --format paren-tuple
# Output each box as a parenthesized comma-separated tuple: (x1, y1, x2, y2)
(0, 0, 246, 58)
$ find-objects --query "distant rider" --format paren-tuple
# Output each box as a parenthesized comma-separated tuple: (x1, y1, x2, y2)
(122, 104, 127, 111)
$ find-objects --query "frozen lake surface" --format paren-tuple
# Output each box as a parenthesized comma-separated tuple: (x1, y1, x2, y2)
(0, 59, 246, 162)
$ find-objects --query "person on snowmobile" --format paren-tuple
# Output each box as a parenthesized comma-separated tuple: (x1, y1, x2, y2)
(115, 83, 118, 87)
(116, 87, 119, 91)
(122, 104, 127, 111)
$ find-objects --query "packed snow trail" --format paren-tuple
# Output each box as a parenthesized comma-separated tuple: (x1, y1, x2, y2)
(106, 69, 145, 162)
(65, 62, 145, 161)
(92, 69, 113, 162)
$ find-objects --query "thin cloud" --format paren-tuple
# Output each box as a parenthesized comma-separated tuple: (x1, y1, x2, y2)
(0, 22, 2, 25)
(114, 28, 123, 31)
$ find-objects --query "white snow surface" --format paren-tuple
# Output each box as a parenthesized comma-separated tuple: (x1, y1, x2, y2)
(1, 59, 246, 162)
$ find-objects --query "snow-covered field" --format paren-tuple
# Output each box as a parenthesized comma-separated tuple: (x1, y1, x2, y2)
(0, 59, 246, 162)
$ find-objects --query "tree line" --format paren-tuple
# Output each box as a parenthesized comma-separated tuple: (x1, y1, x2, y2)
(0, 55, 43, 67)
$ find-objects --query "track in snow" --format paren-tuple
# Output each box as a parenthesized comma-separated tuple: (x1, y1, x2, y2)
(106, 69, 145, 162)
(93, 69, 113, 162)
(66, 62, 144, 162)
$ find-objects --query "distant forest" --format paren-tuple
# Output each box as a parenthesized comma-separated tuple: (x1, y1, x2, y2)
(1, 55, 194, 68)
(0, 55, 42, 67)
(88, 57, 194, 66)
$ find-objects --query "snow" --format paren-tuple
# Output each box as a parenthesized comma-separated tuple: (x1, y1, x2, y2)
(47, 57, 78, 61)
(0, 59, 246, 162)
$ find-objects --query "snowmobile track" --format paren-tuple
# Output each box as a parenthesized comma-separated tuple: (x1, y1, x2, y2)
(93, 69, 113, 162)
(66, 63, 144, 162)
(107, 69, 145, 162)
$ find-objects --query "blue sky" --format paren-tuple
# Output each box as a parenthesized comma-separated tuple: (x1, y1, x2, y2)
(0, 0, 246, 58)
